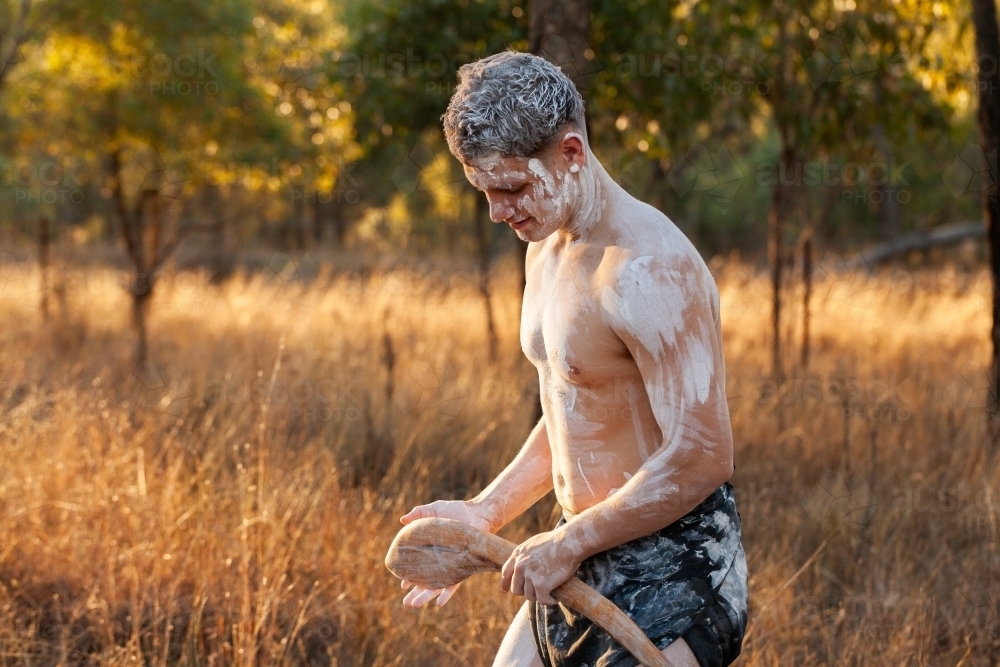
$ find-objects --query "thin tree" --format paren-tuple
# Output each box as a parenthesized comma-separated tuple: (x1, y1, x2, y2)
(799, 227, 813, 370)
(37, 214, 49, 321)
(0, 0, 66, 91)
(108, 142, 191, 364)
(473, 191, 499, 363)
(971, 0, 1000, 418)
(527, 0, 591, 294)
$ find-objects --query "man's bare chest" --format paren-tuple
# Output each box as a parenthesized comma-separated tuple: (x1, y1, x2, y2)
(520, 249, 632, 385)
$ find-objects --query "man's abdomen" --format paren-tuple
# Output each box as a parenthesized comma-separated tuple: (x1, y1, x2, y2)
(542, 374, 664, 516)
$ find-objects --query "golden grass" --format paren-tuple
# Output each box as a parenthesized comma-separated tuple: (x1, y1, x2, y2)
(0, 253, 997, 666)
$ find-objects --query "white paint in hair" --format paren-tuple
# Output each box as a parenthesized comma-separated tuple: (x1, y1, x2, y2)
(443, 50, 587, 162)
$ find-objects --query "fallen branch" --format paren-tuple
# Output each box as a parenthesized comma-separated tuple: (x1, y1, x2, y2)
(847, 221, 984, 272)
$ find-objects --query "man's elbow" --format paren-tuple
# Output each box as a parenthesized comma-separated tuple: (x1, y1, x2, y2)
(705, 455, 734, 489)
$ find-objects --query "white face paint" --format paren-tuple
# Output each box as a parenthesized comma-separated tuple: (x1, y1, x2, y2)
(468, 152, 501, 173)
(463, 134, 608, 243)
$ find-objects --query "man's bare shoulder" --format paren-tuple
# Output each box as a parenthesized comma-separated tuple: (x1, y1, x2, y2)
(596, 199, 721, 338)
(602, 199, 706, 287)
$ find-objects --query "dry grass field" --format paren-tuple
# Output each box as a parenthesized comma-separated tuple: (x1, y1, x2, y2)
(0, 250, 997, 666)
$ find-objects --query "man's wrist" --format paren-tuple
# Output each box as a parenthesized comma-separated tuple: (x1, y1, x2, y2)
(468, 496, 504, 534)
(557, 512, 603, 562)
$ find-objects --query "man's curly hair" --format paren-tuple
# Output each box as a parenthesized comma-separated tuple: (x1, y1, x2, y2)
(442, 50, 587, 163)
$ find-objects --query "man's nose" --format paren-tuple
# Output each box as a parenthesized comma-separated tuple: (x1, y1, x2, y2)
(488, 196, 514, 223)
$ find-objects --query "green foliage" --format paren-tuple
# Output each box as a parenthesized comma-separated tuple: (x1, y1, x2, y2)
(0, 0, 984, 255)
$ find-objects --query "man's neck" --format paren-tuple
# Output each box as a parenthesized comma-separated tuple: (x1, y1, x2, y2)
(556, 157, 628, 246)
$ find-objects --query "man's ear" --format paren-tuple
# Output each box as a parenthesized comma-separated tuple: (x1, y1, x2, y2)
(560, 132, 586, 171)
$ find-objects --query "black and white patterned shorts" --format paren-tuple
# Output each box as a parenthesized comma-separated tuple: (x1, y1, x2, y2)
(529, 481, 748, 667)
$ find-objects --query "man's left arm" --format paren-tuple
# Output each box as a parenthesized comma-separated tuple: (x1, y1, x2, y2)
(564, 255, 735, 559)
(500, 255, 735, 605)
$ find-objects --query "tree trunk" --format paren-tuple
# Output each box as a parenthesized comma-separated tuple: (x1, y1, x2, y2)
(132, 284, 152, 365)
(529, 0, 592, 92)
(768, 143, 795, 383)
(129, 193, 159, 364)
(474, 193, 499, 363)
(648, 158, 668, 214)
(38, 216, 50, 322)
(330, 195, 346, 248)
(871, 122, 901, 241)
(285, 191, 304, 250)
(525, 0, 591, 294)
(312, 195, 324, 244)
(207, 185, 233, 283)
(799, 228, 812, 370)
(971, 0, 1000, 417)
(295, 191, 307, 249)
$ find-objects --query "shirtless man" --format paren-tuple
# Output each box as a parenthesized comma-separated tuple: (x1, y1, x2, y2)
(399, 51, 748, 667)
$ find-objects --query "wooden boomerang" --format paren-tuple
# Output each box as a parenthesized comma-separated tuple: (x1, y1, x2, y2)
(386, 517, 673, 667)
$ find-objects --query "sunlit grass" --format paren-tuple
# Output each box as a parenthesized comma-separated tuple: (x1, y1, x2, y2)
(0, 253, 996, 665)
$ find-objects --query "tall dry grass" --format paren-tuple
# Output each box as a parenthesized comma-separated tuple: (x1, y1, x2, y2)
(0, 252, 997, 666)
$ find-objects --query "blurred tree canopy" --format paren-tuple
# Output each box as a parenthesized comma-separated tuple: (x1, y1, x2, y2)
(0, 0, 987, 262)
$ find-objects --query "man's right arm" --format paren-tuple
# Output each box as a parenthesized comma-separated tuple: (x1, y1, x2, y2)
(400, 416, 554, 533)
(469, 416, 554, 532)
(397, 417, 554, 607)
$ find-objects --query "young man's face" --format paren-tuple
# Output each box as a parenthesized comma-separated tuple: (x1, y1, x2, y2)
(462, 132, 585, 243)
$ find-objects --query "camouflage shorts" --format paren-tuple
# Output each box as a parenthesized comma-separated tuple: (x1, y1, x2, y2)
(529, 481, 748, 667)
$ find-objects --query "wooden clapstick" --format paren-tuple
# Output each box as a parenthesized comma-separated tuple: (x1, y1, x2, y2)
(386, 517, 673, 667)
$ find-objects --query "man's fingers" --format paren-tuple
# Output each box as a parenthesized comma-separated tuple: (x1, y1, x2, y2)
(536, 588, 557, 606)
(400, 507, 423, 524)
(436, 583, 460, 606)
(401, 580, 456, 608)
(401, 579, 410, 589)
(402, 585, 423, 606)
(523, 578, 536, 602)
(405, 587, 427, 607)
(500, 555, 515, 593)
(411, 587, 441, 608)
(511, 562, 525, 597)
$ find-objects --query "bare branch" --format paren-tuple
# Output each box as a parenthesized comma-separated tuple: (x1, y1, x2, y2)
(0, 0, 33, 87)
(109, 148, 140, 267)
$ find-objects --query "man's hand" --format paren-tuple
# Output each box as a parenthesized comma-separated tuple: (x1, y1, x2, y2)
(500, 528, 583, 606)
(398, 499, 497, 608)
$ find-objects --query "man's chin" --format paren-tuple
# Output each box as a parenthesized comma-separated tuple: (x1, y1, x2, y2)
(514, 228, 544, 243)
(511, 220, 553, 243)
